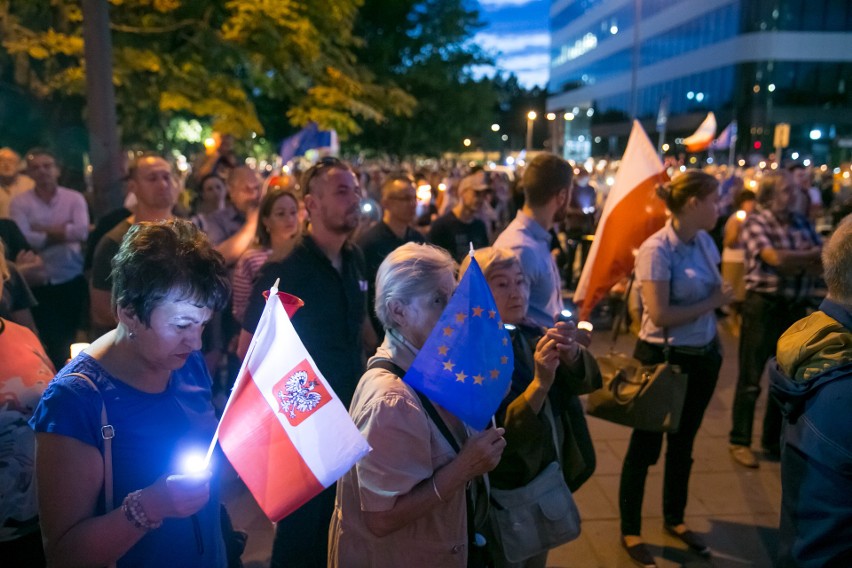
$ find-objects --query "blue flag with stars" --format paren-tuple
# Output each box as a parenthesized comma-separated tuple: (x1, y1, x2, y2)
(403, 256, 514, 429)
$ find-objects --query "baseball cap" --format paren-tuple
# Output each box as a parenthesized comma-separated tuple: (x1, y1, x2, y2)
(458, 170, 490, 195)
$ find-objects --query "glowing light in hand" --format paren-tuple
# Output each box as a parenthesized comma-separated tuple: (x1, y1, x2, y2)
(181, 451, 209, 475)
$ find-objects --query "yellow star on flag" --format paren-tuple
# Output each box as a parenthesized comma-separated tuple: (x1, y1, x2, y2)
(490, 369, 500, 379)
(455, 371, 468, 383)
(502, 337, 508, 346)
(473, 374, 485, 385)
(443, 360, 455, 371)
(488, 310, 496, 319)
(471, 306, 484, 317)
(501, 355, 508, 365)
(438, 345, 449, 355)
(455, 312, 467, 324)
(443, 326, 454, 336)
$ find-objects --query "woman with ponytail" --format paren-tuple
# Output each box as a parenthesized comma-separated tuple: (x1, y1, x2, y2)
(618, 171, 733, 567)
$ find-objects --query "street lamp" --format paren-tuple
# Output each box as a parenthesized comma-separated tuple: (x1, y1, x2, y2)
(463, 138, 472, 147)
(491, 123, 500, 132)
(546, 113, 557, 153)
(526, 111, 537, 152)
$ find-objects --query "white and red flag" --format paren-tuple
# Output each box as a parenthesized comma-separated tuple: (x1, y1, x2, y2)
(214, 283, 370, 522)
(573, 120, 669, 321)
(683, 112, 717, 153)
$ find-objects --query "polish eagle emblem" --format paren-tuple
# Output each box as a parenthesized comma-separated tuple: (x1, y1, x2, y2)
(276, 370, 323, 419)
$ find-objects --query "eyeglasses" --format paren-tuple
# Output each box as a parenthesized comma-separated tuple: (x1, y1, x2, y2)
(300, 157, 346, 196)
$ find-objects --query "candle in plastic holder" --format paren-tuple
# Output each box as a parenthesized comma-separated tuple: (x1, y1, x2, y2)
(70, 342, 90, 359)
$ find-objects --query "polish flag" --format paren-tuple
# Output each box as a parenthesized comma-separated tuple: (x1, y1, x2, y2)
(683, 112, 717, 153)
(216, 284, 370, 522)
(573, 121, 669, 320)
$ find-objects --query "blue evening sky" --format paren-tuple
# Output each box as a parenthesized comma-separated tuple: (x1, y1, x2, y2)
(473, 0, 551, 88)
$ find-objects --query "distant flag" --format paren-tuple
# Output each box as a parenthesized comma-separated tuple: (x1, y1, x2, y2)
(709, 120, 737, 150)
(214, 284, 370, 522)
(279, 122, 339, 163)
(403, 256, 513, 429)
(573, 121, 669, 321)
(683, 112, 717, 152)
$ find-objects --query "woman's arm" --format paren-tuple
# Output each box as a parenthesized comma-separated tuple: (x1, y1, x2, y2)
(641, 279, 732, 329)
(36, 433, 212, 568)
(362, 426, 505, 537)
(36, 433, 147, 567)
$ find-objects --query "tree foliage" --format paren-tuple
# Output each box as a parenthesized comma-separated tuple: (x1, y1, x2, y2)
(0, 0, 414, 147)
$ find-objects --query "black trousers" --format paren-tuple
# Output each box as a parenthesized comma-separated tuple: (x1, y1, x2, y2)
(270, 484, 336, 568)
(729, 291, 807, 449)
(30, 275, 87, 370)
(619, 339, 722, 536)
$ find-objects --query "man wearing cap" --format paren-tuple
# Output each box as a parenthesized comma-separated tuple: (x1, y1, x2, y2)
(428, 169, 490, 262)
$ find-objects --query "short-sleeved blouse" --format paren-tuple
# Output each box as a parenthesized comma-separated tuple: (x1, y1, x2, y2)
(29, 351, 226, 568)
(329, 332, 469, 568)
(635, 221, 721, 347)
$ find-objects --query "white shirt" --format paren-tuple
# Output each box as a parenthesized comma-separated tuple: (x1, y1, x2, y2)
(10, 186, 89, 284)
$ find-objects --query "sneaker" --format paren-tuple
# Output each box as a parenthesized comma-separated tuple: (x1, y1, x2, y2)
(664, 524, 711, 557)
(621, 536, 657, 568)
(730, 444, 759, 468)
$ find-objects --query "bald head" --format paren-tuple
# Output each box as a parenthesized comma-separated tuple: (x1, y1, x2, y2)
(823, 214, 852, 304)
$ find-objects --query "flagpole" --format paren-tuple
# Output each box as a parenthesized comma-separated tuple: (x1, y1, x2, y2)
(202, 278, 281, 468)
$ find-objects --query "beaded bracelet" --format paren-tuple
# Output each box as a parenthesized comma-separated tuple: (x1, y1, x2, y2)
(122, 490, 163, 531)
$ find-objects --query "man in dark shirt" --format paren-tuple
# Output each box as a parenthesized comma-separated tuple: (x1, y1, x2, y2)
(241, 157, 371, 568)
(357, 174, 425, 335)
(428, 170, 490, 262)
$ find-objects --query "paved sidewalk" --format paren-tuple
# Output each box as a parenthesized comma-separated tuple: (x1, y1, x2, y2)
(225, 321, 782, 567)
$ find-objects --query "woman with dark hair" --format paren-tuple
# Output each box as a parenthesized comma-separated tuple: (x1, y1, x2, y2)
(230, 188, 300, 323)
(619, 171, 733, 567)
(30, 219, 231, 568)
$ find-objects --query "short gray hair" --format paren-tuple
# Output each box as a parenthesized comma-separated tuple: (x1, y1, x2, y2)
(375, 243, 457, 331)
(823, 214, 852, 304)
(458, 247, 521, 281)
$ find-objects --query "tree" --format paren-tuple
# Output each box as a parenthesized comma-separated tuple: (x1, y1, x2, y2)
(349, 0, 501, 156)
(0, 0, 415, 151)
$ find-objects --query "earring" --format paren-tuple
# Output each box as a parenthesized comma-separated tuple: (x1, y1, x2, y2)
(129, 330, 136, 340)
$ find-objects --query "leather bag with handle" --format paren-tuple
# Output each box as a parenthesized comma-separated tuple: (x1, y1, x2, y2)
(586, 350, 687, 433)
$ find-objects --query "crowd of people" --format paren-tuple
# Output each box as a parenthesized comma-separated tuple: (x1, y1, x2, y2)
(0, 139, 851, 568)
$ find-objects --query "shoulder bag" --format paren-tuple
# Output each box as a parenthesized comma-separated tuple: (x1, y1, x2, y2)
(586, 333, 687, 433)
(488, 400, 581, 563)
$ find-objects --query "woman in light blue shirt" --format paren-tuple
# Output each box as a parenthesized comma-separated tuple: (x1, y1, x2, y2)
(619, 171, 733, 568)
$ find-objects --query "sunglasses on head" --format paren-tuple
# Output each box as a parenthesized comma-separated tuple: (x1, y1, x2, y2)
(301, 157, 346, 196)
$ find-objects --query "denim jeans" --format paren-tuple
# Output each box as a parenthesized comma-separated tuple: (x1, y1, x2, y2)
(729, 291, 807, 449)
(619, 339, 722, 536)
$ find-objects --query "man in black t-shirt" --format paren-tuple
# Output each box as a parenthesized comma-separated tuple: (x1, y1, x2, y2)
(357, 174, 425, 335)
(428, 170, 490, 262)
(241, 158, 372, 568)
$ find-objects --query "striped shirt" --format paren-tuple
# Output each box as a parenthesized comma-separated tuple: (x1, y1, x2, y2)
(231, 248, 272, 324)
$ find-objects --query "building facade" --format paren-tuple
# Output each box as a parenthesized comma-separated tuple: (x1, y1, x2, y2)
(547, 0, 852, 164)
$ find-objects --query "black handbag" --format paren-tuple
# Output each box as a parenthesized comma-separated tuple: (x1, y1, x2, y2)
(586, 330, 688, 433)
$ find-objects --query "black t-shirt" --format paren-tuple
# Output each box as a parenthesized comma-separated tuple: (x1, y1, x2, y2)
(90, 218, 132, 291)
(0, 218, 31, 260)
(85, 207, 131, 271)
(356, 222, 425, 334)
(243, 235, 368, 407)
(428, 211, 489, 263)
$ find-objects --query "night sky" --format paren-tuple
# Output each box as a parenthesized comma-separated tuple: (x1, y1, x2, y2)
(474, 0, 551, 88)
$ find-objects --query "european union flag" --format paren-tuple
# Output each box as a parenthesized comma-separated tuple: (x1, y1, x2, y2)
(404, 256, 514, 429)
